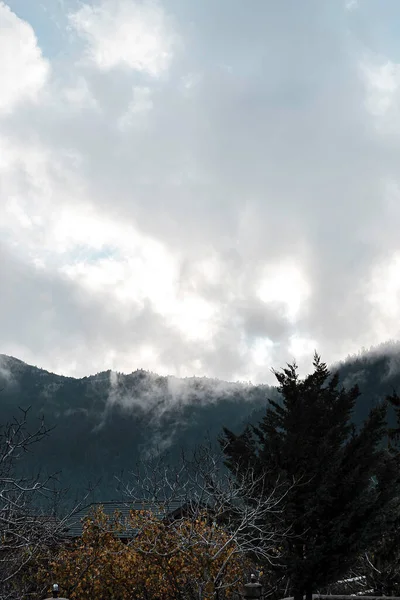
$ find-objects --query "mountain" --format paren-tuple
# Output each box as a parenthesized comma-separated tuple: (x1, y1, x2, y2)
(0, 342, 399, 504)
(0, 354, 275, 502)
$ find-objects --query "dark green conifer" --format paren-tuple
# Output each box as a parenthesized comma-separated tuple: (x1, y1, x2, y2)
(220, 353, 400, 600)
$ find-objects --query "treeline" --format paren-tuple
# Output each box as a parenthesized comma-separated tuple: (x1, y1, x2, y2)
(1, 353, 400, 600)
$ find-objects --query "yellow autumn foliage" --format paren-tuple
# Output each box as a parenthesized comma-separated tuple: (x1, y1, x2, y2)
(36, 505, 251, 600)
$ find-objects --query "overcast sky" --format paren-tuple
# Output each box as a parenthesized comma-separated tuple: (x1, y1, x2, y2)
(1, 0, 400, 384)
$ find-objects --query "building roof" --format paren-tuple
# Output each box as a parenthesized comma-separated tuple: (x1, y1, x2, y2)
(64, 499, 185, 538)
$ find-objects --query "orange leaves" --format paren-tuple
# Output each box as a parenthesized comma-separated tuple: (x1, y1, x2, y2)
(35, 505, 250, 600)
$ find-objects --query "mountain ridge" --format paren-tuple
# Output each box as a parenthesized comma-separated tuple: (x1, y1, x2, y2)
(0, 341, 399, 503)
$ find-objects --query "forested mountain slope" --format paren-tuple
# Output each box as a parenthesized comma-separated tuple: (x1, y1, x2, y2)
(0, 341, 398, 502)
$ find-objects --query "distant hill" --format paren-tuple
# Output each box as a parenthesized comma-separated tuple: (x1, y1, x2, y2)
(0, 341, 399, 503)
(0, 354, 274, 502)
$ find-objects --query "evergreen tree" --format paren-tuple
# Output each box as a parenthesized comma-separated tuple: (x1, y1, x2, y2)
(387, 391, 400, 448)
(357, 507, 400, 597)
(220, 353, 400, 600)
(357, 390, 400, 596)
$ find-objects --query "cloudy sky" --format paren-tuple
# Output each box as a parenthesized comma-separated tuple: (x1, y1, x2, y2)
(1, 0, 400, 384)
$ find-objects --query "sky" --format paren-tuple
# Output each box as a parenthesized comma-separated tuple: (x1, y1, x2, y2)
(1, 0, 400, 384)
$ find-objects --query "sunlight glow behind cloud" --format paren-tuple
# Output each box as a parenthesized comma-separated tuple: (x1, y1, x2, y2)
(256, 263, 311, 323)
(2, 0, 400, 383)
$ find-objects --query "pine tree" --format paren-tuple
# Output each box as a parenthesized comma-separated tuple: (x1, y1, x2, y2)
(220, 353, 400, 600)
(387, 391, 400, 448)
(356, 391, 400, 596)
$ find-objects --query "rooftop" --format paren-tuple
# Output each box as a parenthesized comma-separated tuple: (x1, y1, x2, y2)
(64, 499, 185, 538)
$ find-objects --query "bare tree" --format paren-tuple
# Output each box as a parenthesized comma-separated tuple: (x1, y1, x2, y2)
(316, 496, 400, 598)
(0, 407, 95, 600)
(114, 442, 296, 600)
(354, 524, 400, 597)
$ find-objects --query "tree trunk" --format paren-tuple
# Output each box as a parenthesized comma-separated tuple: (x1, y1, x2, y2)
(305, 584, 313, 600)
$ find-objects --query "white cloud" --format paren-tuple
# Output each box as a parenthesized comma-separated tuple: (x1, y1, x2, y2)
(256, 263, 311, 323)
(69, 0, 177, 76)
(361, 58, 400, 118)
(62, 76, 100, 111)
(3, 0, 400, 384)
(368, 252, 400, 339)
(0, 134, 86, 260)
(0, 2, 49, 114)
(288, 335, 317, 361)
(117, 86, 153, 131)
(251, 337, 274, 368)
(345, 0, 359, 11)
